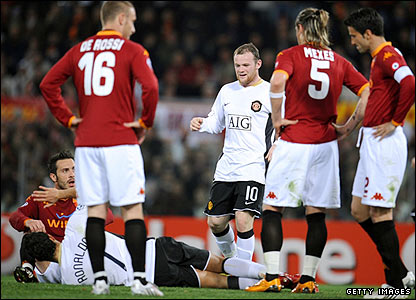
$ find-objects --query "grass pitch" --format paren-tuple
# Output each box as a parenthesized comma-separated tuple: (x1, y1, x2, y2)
(1, 275, 415, 299)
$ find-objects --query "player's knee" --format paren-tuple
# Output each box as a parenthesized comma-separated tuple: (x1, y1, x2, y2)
(207, 217, 227, 233)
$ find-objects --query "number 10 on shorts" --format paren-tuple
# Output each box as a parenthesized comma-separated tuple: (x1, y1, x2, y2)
(245, 185, 259, 202)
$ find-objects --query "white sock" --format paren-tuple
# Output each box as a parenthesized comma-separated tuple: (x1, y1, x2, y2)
(223, 257, 266, 279)
(264, 251, 280, 275)
(94, 271, 107, 282)
(302, 255, 320, 278)
(133, 272, 146, 280)
(237, 277, 260, 289)
(214, 226, 236, 258)
(236, 234, 254, 260)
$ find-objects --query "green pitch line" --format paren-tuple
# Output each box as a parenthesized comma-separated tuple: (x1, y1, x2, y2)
(2, 275, 415, 299)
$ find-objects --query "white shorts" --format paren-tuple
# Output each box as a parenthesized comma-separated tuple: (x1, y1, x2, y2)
(352, 127, 407, 208)
(75, 145, 145, 207)
(264, 139, 340, 208)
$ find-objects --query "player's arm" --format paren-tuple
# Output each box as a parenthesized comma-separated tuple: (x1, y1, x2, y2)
(32, 186, 77, 207)
(193, 89, 226, 134)
(131, 48, 159, 129)
(332, 84, 370, 140)
(269, 70, 298, 138)
(39, 49, 82, 130)
(124, 48, 159, 143)
(373, 59, 415, 140)
(9, 197, 46, 233)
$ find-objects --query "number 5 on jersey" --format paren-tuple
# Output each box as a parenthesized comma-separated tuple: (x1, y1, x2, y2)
(78, 51, 115, 96)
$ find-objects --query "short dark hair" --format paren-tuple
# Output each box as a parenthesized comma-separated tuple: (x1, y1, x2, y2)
(344, 7, 384, 36)
(234, 43, 260, 61)
(100, 1, 134, 26)
(47, 150, 74, 175)
(21, 232, 56, 262)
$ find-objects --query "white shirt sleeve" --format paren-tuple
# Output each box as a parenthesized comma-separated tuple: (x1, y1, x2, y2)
(199, 88, 226, 134)
(35, 262, 62, 284)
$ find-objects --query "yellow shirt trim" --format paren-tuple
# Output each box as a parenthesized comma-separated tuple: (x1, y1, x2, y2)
(97, 30, 123, 37)
(250, 79, 263, 87)
(273, 69, 289, 80)
(67, 116, 75, 128)
(138, 119, 150, 129)
(371, 42, 392, 58)
(391, 120, 401, 127)
(357, 82, 370, 97)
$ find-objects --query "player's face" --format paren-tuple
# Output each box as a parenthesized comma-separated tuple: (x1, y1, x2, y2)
(234, 52, 261, 87)
(347, 26, 369, 54)
(53, 159, 75, 190)
(121, 7, 136, 39)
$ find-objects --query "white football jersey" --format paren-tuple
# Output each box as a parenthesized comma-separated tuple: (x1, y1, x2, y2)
(36, 205, 156, 285)
(200, 80, 273, 184)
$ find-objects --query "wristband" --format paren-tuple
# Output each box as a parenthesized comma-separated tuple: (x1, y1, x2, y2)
(269, 91, 285, 98)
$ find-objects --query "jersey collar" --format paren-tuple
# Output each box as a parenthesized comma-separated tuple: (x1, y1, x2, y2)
(371, 42, 392, 58)
(97, 30, 123, 37)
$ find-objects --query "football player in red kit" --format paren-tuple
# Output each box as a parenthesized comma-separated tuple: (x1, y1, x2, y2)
(39, 1, 162, 296)
(247, 8, 370, 294)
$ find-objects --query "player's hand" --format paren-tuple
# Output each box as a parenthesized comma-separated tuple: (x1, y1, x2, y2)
(123, 121, 147, 144)
(265, 144, 276, 162)
(372, 122, 396, 141)
(274, 118, 298, 137)
(70, 117, 83, 133)
(411, 157, 415, 169)
(190, 117, 203, 131)
(32, 186, 60, 207)
(331, 122, 350, 141)
(25, 219, 46, 233)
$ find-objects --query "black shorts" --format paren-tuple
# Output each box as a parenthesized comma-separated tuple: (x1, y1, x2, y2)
(204, 181, 264, 218)
(154, 237, 210, 287)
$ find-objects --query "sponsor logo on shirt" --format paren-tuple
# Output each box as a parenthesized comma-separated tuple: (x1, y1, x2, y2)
(383, 52, 395, 61)
(251, 100, 262, 112)
(228, 114, 251, 131)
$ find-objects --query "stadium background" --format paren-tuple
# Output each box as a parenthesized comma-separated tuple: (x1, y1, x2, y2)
(1, 1, 414, 285)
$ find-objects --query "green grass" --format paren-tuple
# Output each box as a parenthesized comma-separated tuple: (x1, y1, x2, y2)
(1, 275, 415, 299)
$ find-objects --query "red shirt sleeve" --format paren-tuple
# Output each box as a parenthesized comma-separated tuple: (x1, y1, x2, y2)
(39, 48, 75, 128)
(342, 59, 369, 96)
(274, 49, 293, 77)
(394, 75, 415, 124)
(131, 47, 159, 128)
(9, 196, 39, 232)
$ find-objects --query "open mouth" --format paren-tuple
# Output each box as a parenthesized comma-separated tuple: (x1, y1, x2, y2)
(68, 179, 75, 187)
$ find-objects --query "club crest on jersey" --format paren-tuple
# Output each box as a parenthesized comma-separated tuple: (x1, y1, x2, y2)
(229, 114, 251, 131)
(251, 100, 262, 112)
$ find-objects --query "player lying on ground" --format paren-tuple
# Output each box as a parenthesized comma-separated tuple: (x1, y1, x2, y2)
(21, 205, 299, 290)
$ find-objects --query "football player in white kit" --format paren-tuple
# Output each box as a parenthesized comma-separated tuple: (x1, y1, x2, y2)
(23, 205, 267, 291)
(190, 43, 273, 262)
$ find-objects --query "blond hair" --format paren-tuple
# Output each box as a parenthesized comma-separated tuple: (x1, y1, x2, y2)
(100, 1, 134, 26)
(295, 8, 331, 49)
(234, 43, 260, 61)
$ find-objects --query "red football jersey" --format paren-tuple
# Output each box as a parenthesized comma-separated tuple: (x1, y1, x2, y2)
(363, 42, 415, 127)
(40, 30, 159, 147)
(274, 44, 368, 144)
(9, 197, 115, 242)
(9, 196, 77, 242)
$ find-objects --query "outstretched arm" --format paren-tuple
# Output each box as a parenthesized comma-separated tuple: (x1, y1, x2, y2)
(32, 186, 77, 208)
